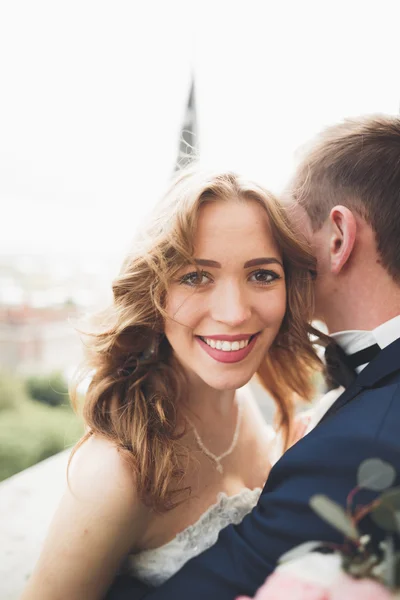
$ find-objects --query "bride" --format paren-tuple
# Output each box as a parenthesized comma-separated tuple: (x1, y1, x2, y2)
(20, 167, 321, 599)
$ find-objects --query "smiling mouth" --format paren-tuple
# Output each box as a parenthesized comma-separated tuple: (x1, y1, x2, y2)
(197, 334, 258, 352)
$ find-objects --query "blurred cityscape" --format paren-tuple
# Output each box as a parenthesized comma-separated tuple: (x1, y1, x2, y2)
(0, 252, 119, 377)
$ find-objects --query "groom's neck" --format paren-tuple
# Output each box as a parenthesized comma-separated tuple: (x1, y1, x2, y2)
(322, 295, 400, 335)
(318, 256, 400, 334)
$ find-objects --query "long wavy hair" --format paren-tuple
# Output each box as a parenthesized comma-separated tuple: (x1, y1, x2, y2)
(70, 166, 322, 511)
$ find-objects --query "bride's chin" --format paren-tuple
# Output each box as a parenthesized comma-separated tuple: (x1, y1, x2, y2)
(202, 374, 254, 392)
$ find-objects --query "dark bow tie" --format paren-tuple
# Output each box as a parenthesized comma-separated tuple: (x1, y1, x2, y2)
(324, 341, 381, 390)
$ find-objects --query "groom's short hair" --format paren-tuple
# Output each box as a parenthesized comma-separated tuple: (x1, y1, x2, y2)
(290, 114, 400, 281)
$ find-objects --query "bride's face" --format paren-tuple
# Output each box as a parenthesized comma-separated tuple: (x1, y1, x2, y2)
(164, 198, 287, 391)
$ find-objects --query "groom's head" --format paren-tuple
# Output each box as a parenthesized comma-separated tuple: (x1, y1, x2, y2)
(287, 115, 400, 331)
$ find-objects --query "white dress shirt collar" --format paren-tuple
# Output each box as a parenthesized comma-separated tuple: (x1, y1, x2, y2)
(331, 314, 400, 372)
(304, 314, 400, 434)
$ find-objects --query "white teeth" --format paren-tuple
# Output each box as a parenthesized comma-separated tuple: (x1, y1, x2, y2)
(203, 338, 251, 351)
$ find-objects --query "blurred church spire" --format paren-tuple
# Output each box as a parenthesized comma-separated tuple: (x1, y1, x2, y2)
(175, 77, 198, 169)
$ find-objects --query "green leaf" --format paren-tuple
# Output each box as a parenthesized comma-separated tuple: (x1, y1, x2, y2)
(357, 458, 396, 491)
(310, 495, 360, 541)
(371, 488, 400, 533)
(379, 487, 400, 511)
(371, 504, 399, 533)
(278, 541, 323, 564)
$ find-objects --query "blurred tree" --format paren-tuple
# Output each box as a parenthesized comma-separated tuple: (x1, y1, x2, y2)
(0, 371, 83, 481)
(25, 372, 69, 407)
(0, 399, 83, 481)
(0, 371, 28, 411)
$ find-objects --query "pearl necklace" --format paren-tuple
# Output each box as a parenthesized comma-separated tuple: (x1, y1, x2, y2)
(185, 396, 244, 474)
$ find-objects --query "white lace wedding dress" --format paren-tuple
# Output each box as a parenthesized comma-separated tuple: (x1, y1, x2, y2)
(123, 487, 262, 586)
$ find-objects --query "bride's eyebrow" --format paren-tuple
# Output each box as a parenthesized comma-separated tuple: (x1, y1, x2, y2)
(244, 257, 283, 268)
(193, 257, 283, 268)
(193, 259, 221, 268)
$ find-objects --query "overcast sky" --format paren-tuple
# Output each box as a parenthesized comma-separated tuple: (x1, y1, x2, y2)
(1, 0, 399, 261)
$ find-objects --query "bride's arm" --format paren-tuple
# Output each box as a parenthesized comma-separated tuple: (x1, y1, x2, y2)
(20, 435, 149, 600)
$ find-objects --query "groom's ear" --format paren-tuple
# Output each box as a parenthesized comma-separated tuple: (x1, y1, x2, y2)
(328, 205, 357, 274)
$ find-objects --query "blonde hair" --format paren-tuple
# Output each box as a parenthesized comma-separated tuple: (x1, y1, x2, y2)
(71, 166, 322, 511)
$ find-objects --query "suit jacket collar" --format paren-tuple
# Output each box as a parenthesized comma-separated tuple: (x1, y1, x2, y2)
(319, 336, 400, 424)
(355, 335, 400, 387)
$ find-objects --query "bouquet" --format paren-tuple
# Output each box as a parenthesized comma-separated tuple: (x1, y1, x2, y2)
(238, 458, 400, 599)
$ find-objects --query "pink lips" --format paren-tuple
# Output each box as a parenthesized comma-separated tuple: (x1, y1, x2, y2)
(196, 333, 260, 364)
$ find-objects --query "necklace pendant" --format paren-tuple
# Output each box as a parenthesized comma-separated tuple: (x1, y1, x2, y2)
(185, 395, 244, 477)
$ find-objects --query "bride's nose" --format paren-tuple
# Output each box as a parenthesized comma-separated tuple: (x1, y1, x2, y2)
(209, 281, 251, 327)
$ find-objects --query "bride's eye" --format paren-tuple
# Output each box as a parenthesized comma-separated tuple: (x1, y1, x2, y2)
(249, 269, 281, 285)
(179, 271, 212, 287)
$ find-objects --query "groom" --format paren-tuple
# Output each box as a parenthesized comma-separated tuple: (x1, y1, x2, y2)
(107, 114, 400, 599)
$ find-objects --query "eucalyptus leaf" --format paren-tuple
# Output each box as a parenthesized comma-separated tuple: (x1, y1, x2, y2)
(371, 504, 399, 533)
(378, 487, 400, 511)
(357, 458, 396, 491)
(371, 488, 400, 533)
(310, 495, 360, 541)
(278, 541, 323, 564)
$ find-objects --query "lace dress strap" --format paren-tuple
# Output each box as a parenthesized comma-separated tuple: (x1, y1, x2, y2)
(123, 487, 262, 587)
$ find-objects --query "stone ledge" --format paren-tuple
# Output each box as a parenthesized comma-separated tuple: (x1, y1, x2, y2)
(0, 450, 71, 600)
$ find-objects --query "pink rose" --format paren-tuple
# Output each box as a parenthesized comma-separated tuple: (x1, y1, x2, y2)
(330, 573, 393, 599)
(236, 571, 329, 600)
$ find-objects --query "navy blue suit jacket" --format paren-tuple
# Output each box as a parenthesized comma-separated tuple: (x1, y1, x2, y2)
(106, 336, 400, 600)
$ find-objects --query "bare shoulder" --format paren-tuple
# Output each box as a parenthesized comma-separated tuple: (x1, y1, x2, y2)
(67, 434, 148, 528)
(70, 435, 137, 498)
(20, 435, 150, 599)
